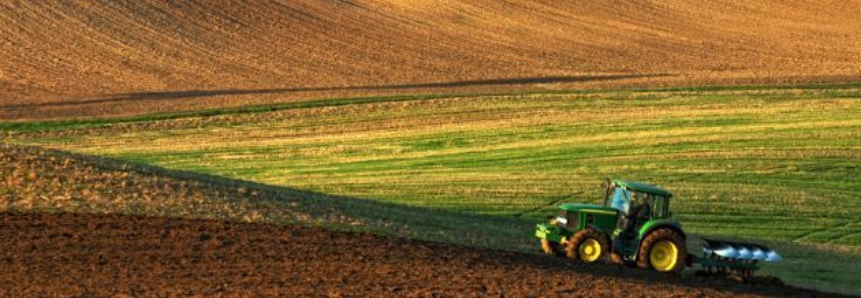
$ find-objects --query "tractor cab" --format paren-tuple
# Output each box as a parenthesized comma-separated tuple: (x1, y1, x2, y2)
(603, 179, 676, 261)
(603, 179, 672, 220)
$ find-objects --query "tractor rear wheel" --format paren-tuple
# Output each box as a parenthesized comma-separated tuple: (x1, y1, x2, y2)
(540, 239, 563, 256)
(637, 228, 687, 273)
(565, 228, 608, 263)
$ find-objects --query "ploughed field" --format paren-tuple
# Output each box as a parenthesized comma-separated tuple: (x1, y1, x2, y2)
(0, 212, 852, 297)
(5, 85, 861, 294)
(2, 0, 861, 120)
(3, 0, 861, 295)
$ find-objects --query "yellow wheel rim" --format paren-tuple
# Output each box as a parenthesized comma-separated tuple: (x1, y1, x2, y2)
(649, 240, 679, 272)
(578, 239, 601, 263)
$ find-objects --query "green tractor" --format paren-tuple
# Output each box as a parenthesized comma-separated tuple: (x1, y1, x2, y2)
(536, 179, 781, 275)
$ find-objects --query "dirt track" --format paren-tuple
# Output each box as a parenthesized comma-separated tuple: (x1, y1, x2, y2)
(0, 212, 849, 297)
(2, 0, 860, 120)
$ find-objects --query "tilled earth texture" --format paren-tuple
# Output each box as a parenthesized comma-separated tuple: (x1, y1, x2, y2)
(2, 0, 861, 120)
(0, 212, 851, 298)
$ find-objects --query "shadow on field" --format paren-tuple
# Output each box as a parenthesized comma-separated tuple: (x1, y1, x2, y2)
(4, 144, 839, 298)
(2, 74, 669, 109)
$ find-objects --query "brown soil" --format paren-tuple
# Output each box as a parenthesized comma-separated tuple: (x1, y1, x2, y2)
(2, 0, 860, 120)
(0, 212, 851, 298)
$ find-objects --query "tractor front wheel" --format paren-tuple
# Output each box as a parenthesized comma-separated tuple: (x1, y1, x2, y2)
(637, 228, 687, 273)
(565, 228, 608, 263)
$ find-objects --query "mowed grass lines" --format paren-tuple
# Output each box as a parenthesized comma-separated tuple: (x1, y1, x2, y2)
(11, 86, 861, 248)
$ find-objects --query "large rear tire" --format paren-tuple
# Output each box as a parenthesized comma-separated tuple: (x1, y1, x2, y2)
(637, 228, 686, 273)
(565, 228, 608, 263)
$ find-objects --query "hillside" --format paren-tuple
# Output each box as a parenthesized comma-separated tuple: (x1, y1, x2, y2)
(2, 0, 860, 120)
(1, 145, 857, 297)
(7, 86, 861, 294)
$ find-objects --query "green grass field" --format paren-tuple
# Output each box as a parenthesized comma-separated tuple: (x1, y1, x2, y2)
(5, 84, 861, 294)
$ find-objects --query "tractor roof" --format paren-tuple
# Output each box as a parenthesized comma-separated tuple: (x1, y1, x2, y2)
(613, 179, 672, 197)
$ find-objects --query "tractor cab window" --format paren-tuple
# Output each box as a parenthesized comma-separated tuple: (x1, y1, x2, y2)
(630, 193, 669, 219)
(607, 187, 631, 215)
(635, 192, 656, 217)
(632, 192, 651, 208)
(652, 195, 669, 218)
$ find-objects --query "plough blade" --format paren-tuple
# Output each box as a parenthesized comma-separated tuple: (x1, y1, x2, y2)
(695, 238, 782, 278)
(702, 238, 781, 262)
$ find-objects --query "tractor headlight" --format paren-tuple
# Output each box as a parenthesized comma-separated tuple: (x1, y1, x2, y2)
(555, 216, 568, 226)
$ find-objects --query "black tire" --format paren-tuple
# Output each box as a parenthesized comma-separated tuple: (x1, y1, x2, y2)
(637, 228, 687, 273)
(565, 228, 609, 263)
(540, 239, 563, 256)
